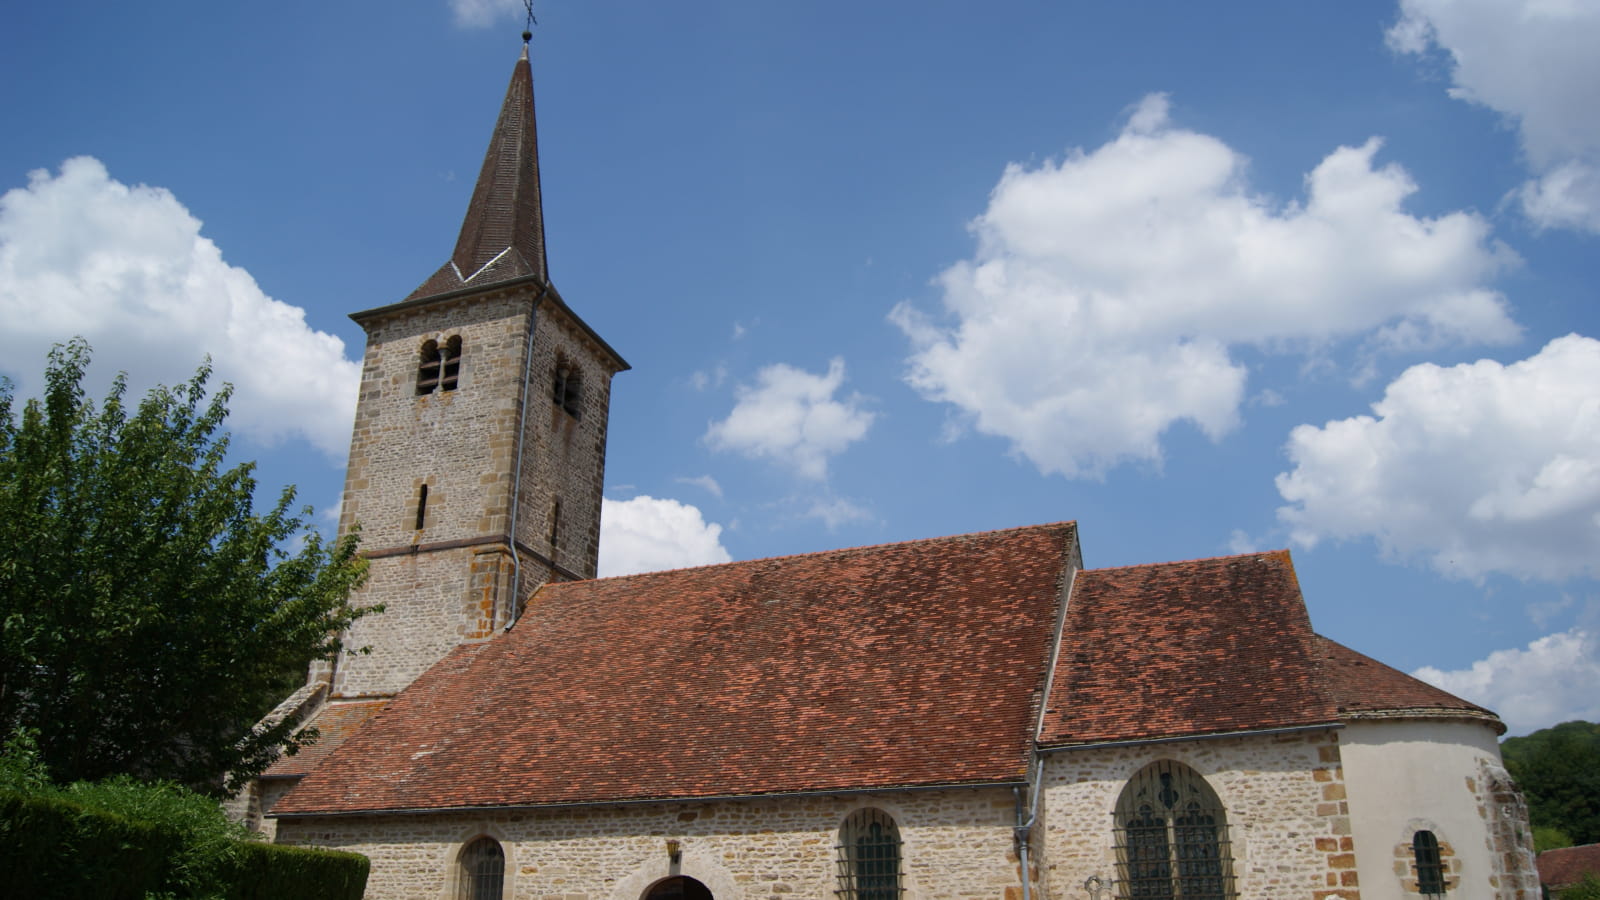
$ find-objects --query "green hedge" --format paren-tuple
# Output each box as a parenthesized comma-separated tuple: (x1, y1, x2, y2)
(219, 840, 370, 900)
(0, 790, 178, 899)
(0, 789, 369, 900)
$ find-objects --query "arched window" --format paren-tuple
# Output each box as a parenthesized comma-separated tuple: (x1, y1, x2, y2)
(1412, 830, 1445, 896)
(552, 358, 582, 419)
(419, 336, 462, 395)
(457, 837, 504, 900)
(837, 808, 902, 900)
(1114, 761, 1236, 900)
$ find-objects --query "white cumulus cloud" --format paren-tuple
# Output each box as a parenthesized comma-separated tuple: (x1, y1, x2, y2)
(598, 495, 733, 578)
(894, 94, 1517, 479)
(705, 357, 875, 480)
(0, 157, 359, 459)
(1276, 334, 1600, 582)
(1413, 628, 1600, 734)
(448, 0, 525, 28)
(1389, 0, 1600, 232)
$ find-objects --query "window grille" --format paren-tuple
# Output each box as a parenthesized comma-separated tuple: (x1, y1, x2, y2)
(1413, 830, 1445, 896)
(836, 808, 903, 900)
(419, 336, 462, 395)
(1113, 761, 1236, 900)
(457, 837, 504, 900)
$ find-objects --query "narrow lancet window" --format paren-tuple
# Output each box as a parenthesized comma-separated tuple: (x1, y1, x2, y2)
(415, 484, 429, 531)
(1413, 830, 1445, 896)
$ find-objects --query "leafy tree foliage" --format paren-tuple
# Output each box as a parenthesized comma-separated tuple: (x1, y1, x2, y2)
(0, 340, 371, 792)
(1566, 874, 1600, 900)
(1502, 720, 1600, 846)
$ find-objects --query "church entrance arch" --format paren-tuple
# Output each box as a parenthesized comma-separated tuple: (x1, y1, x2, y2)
(642, 875, 713, 900)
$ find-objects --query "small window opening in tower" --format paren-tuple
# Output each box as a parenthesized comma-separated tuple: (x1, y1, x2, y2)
(418, 337, 463, 395)
(441, 335, 462, 391)
(418, 340, 442, 395)
(415, 484, 429, 531)
(549, 499, 561, 554)
(552, 360, 583, 420)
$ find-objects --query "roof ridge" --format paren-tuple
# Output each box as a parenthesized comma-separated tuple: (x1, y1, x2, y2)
(579, 519, 1079, 584)
(1082, 547, 1290, 574)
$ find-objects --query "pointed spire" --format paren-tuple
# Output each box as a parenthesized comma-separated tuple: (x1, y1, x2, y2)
(404, 44, 549, 302)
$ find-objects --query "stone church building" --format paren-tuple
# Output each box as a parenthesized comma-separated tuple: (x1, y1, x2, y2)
(241, 38, 1542, 900)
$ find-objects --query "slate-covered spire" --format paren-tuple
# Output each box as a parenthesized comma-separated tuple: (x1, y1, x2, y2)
(405, 44, 549, 301)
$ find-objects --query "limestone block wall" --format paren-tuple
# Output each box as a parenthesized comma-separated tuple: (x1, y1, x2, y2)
(341, 291, 537, 551)
(328, 283, 618, 696)
(520, 299, 617, 579)
(333, 543, 541, 696)
(1038, 729, 1358, 900)
(1339, 717, 1538, 900)
(274, 788, 1024, 900)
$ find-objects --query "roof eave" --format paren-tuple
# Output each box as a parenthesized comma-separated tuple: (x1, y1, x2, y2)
(270, 776, 1030, 820)
(1036, 721, 1343, 754)
(349, 275, 630, 373)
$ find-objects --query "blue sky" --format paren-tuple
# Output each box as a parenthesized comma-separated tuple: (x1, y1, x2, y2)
(3, 0, 1597, 735)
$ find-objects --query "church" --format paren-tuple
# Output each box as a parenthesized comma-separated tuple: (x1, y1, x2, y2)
(242, 36, 1542, 900)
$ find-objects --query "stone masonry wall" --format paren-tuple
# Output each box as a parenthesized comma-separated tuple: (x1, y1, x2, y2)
(275, 788, 1024, 900)
(1039, 729, 1358, 900)
(519, 299, 616, 579)
(330, 284, 616, 696)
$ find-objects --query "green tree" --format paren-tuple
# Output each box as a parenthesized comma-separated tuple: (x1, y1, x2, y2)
(1502, 720, 1600, 846)
(0, 339, 371, 792)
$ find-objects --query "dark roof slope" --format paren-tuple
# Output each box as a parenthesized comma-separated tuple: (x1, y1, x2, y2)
(1040, 551, 1339, 746)
(1316, 635, 1499, 727)
(274, 523, 1078, 816)
(1540, 843, 1600, 890)
(402, 45, 548, 305)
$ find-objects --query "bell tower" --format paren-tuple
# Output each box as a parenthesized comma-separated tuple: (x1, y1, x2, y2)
(325, 39, 628, 698)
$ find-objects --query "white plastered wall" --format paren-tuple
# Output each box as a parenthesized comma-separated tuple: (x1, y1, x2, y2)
(1340, 717, 1516, 899)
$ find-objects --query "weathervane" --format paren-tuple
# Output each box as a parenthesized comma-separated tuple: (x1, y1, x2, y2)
(522, 0, 536, 44)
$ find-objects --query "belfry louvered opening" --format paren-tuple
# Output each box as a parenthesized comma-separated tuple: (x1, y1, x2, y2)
(1113, 760, 1237, 900)
(836, 808, 903, 900)
(418, 336, 462, 395)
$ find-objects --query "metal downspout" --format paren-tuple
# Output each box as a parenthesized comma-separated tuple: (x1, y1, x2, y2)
(505, 282, 549, 630)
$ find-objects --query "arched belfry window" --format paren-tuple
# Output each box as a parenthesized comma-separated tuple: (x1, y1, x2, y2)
(1413, 830, 1445, 896)
(457, 836, 504, 900)
(419, 336, 462, 395)
(552, 358, 582, 419)
(1113, 760, 1236, 900)
(837, 808, 902, 900)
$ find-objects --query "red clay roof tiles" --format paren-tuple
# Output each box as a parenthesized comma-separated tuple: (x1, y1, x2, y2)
(262, 699, 391, 779)
(1539, 843, 1600, 890)
(273, 523, 1078, 816)
(1316, 634, 1496, 722)
(1039, 551, 1339, 746)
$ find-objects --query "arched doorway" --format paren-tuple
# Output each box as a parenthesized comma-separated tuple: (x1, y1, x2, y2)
(643, 875, 713, 900)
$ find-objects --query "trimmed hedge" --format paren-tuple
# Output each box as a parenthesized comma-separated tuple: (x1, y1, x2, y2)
(0, 789, 369, 900)
(220, 839, 370, 900)
(0, 789, 178, 899)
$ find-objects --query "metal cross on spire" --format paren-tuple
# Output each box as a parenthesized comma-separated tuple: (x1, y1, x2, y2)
(522, 0, 536, 44)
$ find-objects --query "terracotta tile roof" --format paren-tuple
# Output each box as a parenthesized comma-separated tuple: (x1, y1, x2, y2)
(273, 523, 1078, 816)
(1540, 843, 1600, 890)
(1316, 635, 1498, 725)
(1040, 551, 1339, 746)
(262, 698, 391, 779)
